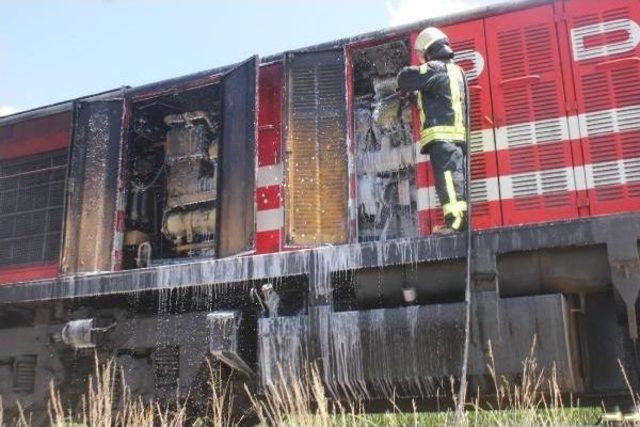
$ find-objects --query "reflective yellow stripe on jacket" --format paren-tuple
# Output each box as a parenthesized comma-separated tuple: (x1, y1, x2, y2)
(416, 62, 466, 149)
(443, 170, 467, 230)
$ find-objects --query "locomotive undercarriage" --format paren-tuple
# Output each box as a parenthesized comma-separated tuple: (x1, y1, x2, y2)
(0, 213, 639, 416)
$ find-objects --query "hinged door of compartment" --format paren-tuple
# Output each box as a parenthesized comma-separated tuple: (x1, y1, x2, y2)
(284, 49, 348, 246)
(426, 18, 502, 230)
(62, 99, 125, 273)
(485, 4, 580, 225)
(219, 56, 259, 257)
(564, 0, 640, 215)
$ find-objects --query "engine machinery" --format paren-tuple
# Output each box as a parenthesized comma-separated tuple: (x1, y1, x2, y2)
(353, 40, 417, 242)
(161, 111, 218, 255)
(126, 110, 220, 261)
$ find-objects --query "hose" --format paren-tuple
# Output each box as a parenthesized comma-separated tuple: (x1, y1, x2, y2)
(456, 71, 473, 421)
(130, 164, 165, 193)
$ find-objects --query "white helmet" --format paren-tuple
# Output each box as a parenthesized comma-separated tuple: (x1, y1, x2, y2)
(414, 27, 448, 53)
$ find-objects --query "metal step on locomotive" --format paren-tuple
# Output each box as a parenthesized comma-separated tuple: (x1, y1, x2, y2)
(0, 0, 639, 417)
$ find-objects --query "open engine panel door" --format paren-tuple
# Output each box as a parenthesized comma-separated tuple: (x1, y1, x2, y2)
(61, 99, 125, 273)
(218, 56, 258, 257)
(284, 49, 348, 246)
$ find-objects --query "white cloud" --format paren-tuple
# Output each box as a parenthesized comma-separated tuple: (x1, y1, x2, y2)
(0, 106, 17, 117)
(387, 0, 485, 26)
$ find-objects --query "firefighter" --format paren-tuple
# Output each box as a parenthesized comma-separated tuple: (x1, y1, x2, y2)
(397, 27, 469, 233)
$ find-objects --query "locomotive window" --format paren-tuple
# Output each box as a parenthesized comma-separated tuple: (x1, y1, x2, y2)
(0, 150, 67, 267)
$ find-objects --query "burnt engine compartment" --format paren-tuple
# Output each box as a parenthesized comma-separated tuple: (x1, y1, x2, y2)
(352, 40, 417, 242)
(124, 84, 222, 268)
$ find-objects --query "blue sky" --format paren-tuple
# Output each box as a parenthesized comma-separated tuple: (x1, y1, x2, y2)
(0, 0, 494, 115)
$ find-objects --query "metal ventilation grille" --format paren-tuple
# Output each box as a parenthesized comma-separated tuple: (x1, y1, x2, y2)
(592, 158, 640, 202)
(581, 71, 640, 163)
(13, 355, 37, 392)
(495, 14, 572, 211)
(154, 346, 179, 391)
(285, 51, 348, 245)
(498, 29, 526, 80)
(0, 150, 67, 268)
(571, 3, 640, 212)
(452, 38, 489, 216)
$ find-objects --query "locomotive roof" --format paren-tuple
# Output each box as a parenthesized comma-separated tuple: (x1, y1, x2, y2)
(0, 0, 547, 127)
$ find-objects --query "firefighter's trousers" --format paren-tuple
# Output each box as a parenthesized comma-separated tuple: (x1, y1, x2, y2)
(426, 140, 468, 230)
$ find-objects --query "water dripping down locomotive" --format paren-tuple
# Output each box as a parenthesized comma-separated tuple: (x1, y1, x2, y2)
(0, 0, 638, 417)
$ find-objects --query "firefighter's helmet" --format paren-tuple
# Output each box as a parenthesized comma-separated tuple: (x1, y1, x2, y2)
(414, 27, 449, 54)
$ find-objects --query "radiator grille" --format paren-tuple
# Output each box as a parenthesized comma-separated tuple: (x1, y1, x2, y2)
(154, 346, 180, 392)
(491, 7, 575, 214)
(570, 1, 640, 213)
(285, 51, 348, 245)
(13, 355, 37, 392)
(592, 157, 640, 202)
(0, 150, 67, 268)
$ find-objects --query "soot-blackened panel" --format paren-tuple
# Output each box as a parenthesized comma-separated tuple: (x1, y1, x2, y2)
(218, 56, 258, 258)
(62, 100, 124, 272)
(285, 50, 348, 245)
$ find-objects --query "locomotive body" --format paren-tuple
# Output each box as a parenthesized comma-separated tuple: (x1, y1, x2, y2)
(0, 0, 639, 414)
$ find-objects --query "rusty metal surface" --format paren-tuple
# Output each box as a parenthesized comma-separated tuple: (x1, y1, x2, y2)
(217, 56, 258, 257)
(61, 99, 124, 273)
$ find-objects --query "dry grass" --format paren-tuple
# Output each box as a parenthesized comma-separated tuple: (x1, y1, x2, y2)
(46, 355, 187, 427)
(0, 349, 607, 426)
(205, 360, 246, 427)
(469, 338, 590, 426)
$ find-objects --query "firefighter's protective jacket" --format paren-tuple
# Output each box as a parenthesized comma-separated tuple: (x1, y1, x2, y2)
(397, 60, 467, 152)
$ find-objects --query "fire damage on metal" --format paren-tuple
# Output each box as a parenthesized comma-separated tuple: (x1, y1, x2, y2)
(0, 0, 639, 420)
(352, 39, 418, 243)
